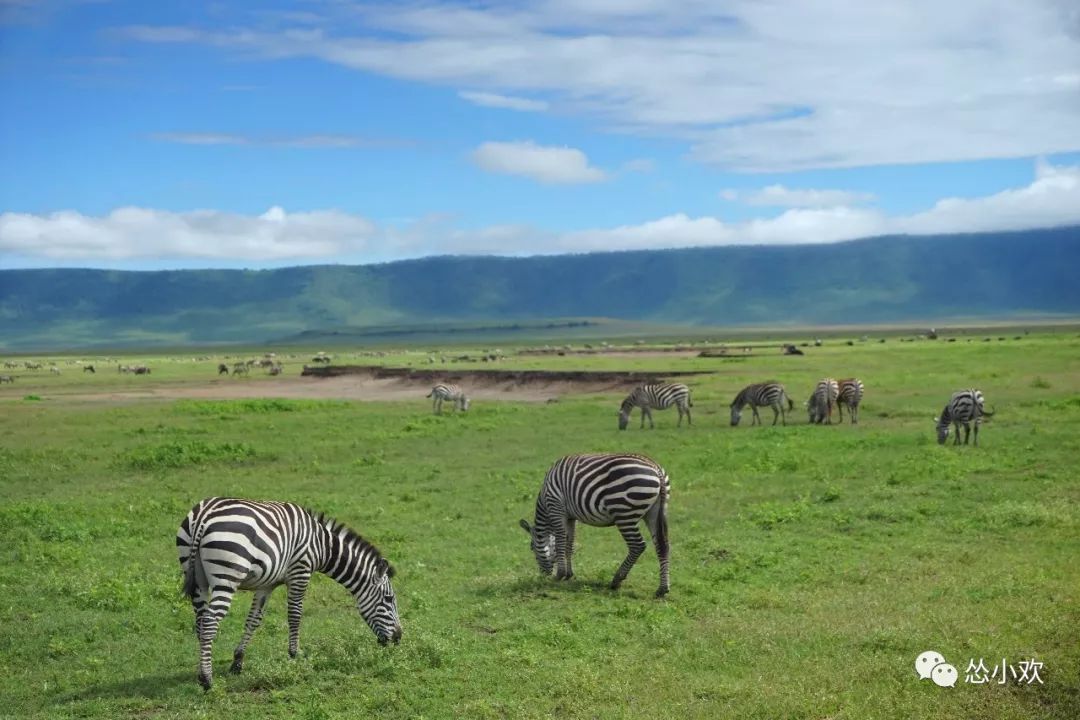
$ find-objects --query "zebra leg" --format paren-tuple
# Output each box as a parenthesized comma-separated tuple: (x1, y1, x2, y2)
(645, 407, 655, 429)
(771, 405, 780, 426)
(609, 520, 647, 590)
(752, 407, 762, 426)
(197, 587, 237, 690)
(685, 402, 691, 426)
(953, 421, 962, 445)
(231, 588, 272, 674)
(973, 419, 980, 447)
(962, 421, 972, 445)
(285, 574, 312, 658)
(837, 403, 845, 423)
(555, 519, 575, 580)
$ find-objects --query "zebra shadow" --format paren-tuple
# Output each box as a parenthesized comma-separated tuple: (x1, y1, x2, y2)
(478, 575, 645, 600)
(51, 670, 199, 705)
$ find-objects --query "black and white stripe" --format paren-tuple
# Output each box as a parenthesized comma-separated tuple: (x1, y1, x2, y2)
(936, 389, 993, 446)
(519, 453, 671, 598)
(176, 497, 401, 690)
(426, 384, 470, 414)
(807, 378, 840, 425)
(836, 378, 865, 424)
(730, 382, 794, 426)
(618, 383, 693, 430)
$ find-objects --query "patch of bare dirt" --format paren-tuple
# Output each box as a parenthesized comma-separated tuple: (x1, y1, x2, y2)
(39, 366, 714, 404)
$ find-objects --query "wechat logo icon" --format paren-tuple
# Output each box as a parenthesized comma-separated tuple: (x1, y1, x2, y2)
(916, 650, 957, 688)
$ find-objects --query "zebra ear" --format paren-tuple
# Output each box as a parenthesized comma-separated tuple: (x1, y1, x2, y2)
(377, 557, 395, 578)
(519, 518, 532, 535)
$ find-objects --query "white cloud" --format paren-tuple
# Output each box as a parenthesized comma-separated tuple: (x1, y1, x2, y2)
(621, 158, 655, 173)
(459, 91, 548, 112)
(721, 184, 876, 207)
(151, 132, 404, 148)
(3, 161, 1078, 264)
(471, 140, 607, 184)
(0, 206, 378, 261)
(120, 1, 1080, 171)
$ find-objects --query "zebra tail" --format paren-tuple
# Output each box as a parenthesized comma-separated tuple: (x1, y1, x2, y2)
(653, 475, 669, 551)
(425, 390, 433, 398)
(182, 527, 205, 600)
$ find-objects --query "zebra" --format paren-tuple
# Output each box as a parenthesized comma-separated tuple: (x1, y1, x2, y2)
(231, 362, 249, 376)
(0, 375, 13, 383)
(617, 383, 693, 430)
(936, 389, 994, 446)
(807, 378, 840, 425)
(730, 382, 794, 426)
(217, 363, 230, 375)
(83, 364, 95, 373)
(427, 384, 470, 414)
(836, 378, 865, 424)
(519, 453, 671, 598)
(176, 497, 402, 690)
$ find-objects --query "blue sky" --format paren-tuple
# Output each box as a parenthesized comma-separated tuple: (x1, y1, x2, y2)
(1, 0, 1079, 269)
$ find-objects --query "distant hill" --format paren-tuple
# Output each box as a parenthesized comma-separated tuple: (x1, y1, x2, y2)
(2, 226, 1079, 350)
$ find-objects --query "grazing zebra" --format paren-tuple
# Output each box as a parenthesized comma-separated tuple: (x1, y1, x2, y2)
(617, 383, 693, 430)
(730, 382, 794, 426)
(217, 363, 229, 375)
(176, 498, 402, 690)
(231, 362, 249, 376)
(807, 378, 840, 425)
(519, 453, 671, 598)
(427, 384, 470, 414)
(936, 389, 994, 446)
(836, 378, 865, 424)
(83, 364, 95, 373)
(0, 375, 13, 383)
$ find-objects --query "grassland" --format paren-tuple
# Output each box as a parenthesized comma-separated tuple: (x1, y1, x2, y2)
(1, 331, 1079, 719)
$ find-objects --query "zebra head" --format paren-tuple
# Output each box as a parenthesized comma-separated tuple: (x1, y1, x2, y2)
(935, 413, 950, 444)
(729, 404, 742, 426)
(461, 396, 471, 411)
(618, 407, 630, 430)
(518, 518, 554, 575)
(355, 559, 402, 646)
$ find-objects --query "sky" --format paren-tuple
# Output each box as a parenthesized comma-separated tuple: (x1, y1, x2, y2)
(1, 0, 1079, 270)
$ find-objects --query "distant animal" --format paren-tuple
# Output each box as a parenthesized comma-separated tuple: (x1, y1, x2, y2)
(617, 383, 693, 430)
(730, 382, 794, 426)
(232, 362, 249, 376)
(49, 366, 61, 375)
(24, 362, 42, 370)
(83, 365, 95, 373)
(4, 361, 19, 369)
(836, 378, 865, 424)
(177, 497, 402, 690)
(936, 389, 994, 446)
(807, 378, 840, 424)
(217, 363, 229, 375)
(132, 366, 151, 375)
(427, 384, 470, 414)
(519, 453, 670, 598)
(268, 364, 283, 376)
(0, 375, 13, 383)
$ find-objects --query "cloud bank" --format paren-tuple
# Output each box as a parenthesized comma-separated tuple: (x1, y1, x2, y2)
(3, 162, 1079, 265)
(471, 141, 607, 184)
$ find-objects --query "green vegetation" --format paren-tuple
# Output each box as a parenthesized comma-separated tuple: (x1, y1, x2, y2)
(1, 332, 1078, 718)
(2, 226, 1079, 349)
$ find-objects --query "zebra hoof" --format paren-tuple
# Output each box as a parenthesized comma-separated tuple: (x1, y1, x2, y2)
(229, 656, 244, 674)
(654, 587, 669, 599)
(198, 672, 212, 691)
(609, 580, 622, 591)
(288, 648, 298, 659)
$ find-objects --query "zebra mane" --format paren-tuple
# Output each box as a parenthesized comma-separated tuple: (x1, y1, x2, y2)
(309, 509, 396, 578)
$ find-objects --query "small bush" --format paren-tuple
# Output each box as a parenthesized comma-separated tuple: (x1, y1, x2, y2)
(23, 395, 42, 401)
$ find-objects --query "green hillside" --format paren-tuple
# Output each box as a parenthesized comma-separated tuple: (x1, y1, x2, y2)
(2, 226, 1078, 349)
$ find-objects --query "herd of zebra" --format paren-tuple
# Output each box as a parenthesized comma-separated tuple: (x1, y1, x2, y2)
(173, 376, 992, 689)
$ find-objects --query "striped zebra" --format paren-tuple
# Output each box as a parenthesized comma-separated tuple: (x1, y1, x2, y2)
(936, 389, 994, 446)
(427, 384, 470, 414)
(730, 382, 794, 426)
(176, 498, 402, 690)
(836, 378, 865, 424)
(617, 383, 693, 430)
(519, 453, 671, 598)
(807, 378, 840, 425)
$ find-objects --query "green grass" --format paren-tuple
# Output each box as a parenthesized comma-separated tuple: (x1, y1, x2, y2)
(1, 332, 1079, 718)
